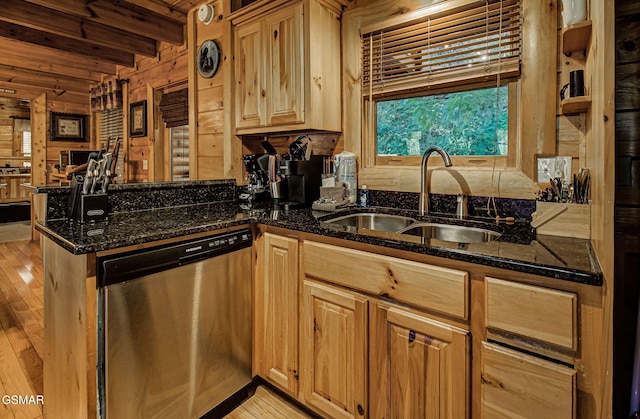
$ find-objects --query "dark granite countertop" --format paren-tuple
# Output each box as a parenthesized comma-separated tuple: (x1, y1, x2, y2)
(36, 200, 602, 286)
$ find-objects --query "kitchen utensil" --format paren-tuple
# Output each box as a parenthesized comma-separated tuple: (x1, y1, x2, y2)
(261, 139, 278, 155)
(267, 154, 280, 183)
(257, 154, 269, 173)
(83, 159, 98, 195)
(101, 153, 113, 193)
(289, 135, 311, 160)
(581, 173, 590, 203)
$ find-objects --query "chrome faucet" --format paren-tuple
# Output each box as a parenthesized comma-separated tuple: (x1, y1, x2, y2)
(419, 145, 452, 216)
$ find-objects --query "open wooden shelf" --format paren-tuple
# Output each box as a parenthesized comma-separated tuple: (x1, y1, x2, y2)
(561, 95, 592, 115)
(562, 20, 592, 55)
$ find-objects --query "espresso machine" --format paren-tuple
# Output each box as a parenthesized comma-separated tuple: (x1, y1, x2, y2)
(239, 154, 270, 202)
(278, 155, 324, 209)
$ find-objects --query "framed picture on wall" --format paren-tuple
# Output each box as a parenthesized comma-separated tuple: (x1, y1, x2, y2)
(50, 113, 87, 142)
(129, 100, 147, 137)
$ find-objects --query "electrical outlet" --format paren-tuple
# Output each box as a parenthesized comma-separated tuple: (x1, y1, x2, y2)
(536, 156, 572, 183)
(143, 159, 148, 170)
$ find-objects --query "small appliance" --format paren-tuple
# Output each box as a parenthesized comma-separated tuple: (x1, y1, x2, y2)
(239, 154, 269, 202)
(278, 155, 324, 209)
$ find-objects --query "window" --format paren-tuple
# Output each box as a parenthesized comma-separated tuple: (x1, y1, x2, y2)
(22, 131, 31, 156)
(377, 85, 508, 157)
(361, 0, 521, 164)
(159, 88, 189, 181)
(170, 125, 189, 181)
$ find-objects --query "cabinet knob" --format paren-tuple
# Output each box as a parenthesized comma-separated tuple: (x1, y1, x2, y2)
(274, 29, 278, 40)
(261, 89, 266, 97)
(357, 404, 365, 416)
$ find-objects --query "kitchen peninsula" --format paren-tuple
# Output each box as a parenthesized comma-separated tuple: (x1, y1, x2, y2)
(36, 180, 604, 418)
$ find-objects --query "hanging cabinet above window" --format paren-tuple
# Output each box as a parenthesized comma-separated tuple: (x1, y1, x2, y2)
(229, 0, 344, 135)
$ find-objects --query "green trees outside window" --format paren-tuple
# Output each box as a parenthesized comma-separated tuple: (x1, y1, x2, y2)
(376, 85, 509, 157)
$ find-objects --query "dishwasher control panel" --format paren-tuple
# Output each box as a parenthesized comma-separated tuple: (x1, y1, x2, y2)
(97, 228, 253, 287)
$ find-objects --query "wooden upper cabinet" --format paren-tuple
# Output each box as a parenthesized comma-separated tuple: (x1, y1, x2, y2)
(301, 280, 368, 419)
(230, 0, 342, 134)
(370, 301, 468, 419)
(253, 233, 299, 395)
(266, 3, 304, 126)
(235, 20, 264, 129)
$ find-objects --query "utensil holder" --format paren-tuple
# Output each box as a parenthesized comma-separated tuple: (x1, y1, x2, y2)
(532, 201, 590, 239)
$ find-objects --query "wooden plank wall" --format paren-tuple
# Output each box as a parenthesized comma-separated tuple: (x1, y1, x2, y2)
(45, 100, 93, 176)
(118, 37, 189, 182)
(190, 0, 232, 181)
(0, 117, 14, 157)
(613, 0, 640, 416)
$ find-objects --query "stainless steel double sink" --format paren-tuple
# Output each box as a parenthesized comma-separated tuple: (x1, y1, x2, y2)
(320, 212, 501, 244)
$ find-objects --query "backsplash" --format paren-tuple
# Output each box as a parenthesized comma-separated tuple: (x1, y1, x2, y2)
(44, 180, 236, 220)
(368, 189, 536, 222)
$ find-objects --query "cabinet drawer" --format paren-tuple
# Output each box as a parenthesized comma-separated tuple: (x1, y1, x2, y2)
(485, 277, 577, 350)
(481, 342, 576, 418)
(303, 241, 468, 319)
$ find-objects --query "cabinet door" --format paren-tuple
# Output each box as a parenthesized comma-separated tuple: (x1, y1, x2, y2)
(254, 233, 299, 395)
(301, 280, 368, 419)
(265, 3, 304, 126)
(370, 302, 469, 419)
(234, 20, 264, 129)
(481, 342, 576, 418)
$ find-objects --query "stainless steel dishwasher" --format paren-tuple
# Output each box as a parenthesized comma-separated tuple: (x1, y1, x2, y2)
(96, 228, 253, 418)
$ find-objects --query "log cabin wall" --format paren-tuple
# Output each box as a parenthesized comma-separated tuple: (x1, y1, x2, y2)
(0, 99, 30, 160)
(188, 0, 237, 181)
(117, 35, 189, 182)
(28, 93, 93, 186)
(614, 0, 640, 416)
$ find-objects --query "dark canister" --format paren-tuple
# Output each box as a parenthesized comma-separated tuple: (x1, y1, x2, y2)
(570, 69, 585, 97)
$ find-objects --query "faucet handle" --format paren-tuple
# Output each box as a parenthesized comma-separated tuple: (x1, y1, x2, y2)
(456, 194, 468, 219)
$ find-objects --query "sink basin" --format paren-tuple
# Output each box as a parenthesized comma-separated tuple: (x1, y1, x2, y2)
(321, 213, 416, 233)
(396, 222, 501, 243)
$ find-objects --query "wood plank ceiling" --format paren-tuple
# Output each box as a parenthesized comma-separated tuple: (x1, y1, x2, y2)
(0, 0, 199, 102)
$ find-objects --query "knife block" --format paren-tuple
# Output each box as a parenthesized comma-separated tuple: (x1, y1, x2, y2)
(76, 193, 109, 223)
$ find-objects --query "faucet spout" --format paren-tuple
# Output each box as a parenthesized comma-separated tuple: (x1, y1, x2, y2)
(419, 146, 452, 216)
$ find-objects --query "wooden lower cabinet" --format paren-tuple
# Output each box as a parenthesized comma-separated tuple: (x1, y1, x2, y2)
(300, 280, 368, 418)
(370, 301, 469, 419)
(254, 233, 300, 395)
(480, 342, 576, 418)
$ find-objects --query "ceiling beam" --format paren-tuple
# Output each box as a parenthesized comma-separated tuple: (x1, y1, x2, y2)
(0, 81, 88, 102)
(118, 0, 189, 23)
(0, 0, 157, 57)
(0, 64, 91, 94)
(0, 21, 135, 67)
(0, 38, 115, 80)
(25, 0, 184, 44)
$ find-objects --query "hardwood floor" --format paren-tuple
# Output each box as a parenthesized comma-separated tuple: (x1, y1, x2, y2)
(0, 239, 43, 419)
(224, 386, 313, 419)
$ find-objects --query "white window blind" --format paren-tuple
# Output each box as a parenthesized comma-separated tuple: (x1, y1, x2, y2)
(170, 125, 189, 181)
(361, 0, 521, 98)
(99, 107, 124, 183)
(22, 131, 31, 156)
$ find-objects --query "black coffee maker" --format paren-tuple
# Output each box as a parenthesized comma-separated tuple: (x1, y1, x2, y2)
(278, 155, 324, 209)
(239, 154, 270, 202)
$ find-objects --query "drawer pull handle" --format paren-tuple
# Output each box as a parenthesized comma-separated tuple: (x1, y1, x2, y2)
(408, 330, 416, 343)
